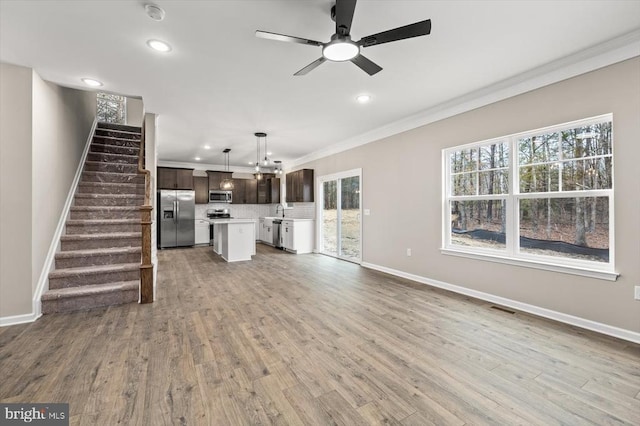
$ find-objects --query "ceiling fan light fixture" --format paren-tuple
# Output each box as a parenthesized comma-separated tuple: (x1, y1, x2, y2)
(322, 40, 359, 62)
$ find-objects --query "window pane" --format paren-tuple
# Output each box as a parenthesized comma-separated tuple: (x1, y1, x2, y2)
(479, 143, 509, 170)
(450, 148, 477, 173)
(450, 200, 506, 250)
(452, 173, 476, 196)
(340, 176, 360, 261)
(519, 197, 609, 262)
(322, 181, 337, 257)
(518, 133, 559, 165)
(479, 170, 509, 195)
(519, 164, 559, 193)
(561, 158, 612, 191)
(561, 122, 612, 160)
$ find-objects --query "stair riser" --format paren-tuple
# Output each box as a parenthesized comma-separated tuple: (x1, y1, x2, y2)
(91, 136, 140, 148)
(74, 196, 144, 206)
(55, 252, 141, 269)
(81, 172, 144, 184)
(90, 143, 139, 156)
(70, 209, 139, 220)
(98, 123, 141, 133)
(42, 287, 139, 314)
(49, 268, 140, 289)
(84, 162, 138, 173)
(61, 237, 141, 251)
(95, 129, 141, 140)
(87, 152, 138, 164)
(66, 222, 140, 234)
(77, 184, 144, 195)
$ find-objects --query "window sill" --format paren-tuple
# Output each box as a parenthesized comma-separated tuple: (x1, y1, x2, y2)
(440, 248, 619, 281)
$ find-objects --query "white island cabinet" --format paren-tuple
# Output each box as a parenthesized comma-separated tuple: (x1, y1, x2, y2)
(210, 219, 256, 262)
(281, 219, 314, 254)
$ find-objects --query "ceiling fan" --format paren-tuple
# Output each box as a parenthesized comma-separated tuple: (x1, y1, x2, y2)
(255, 0, 431, 76)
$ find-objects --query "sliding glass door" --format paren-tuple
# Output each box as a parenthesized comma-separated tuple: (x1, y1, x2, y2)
(319, 169, 362, 263)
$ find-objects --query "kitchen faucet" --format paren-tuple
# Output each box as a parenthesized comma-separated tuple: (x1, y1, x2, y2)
(276, 203, 285, 218)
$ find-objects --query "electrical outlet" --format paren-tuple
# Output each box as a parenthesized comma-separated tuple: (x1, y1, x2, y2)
(364, 209, 371, 216)
(635, 286, 640, 301)
(406, 248, 412, 257)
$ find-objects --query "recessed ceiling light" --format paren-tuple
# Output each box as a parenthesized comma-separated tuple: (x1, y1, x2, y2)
(81, 78, 103, 87)
(204, 145, 211, 150)
(356, 94, 371, 104)
(146, 39, 172, 53)
(195, 157, 201, 161)
(267, 151, 272, 156)
(248, 161, 254, 165)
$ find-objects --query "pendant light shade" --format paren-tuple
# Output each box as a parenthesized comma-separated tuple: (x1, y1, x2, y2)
(220, 148, 234, 190)
(274, 160, 283, 175)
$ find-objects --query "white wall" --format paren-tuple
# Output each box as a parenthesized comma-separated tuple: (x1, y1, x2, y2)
(127, 98, 144, 127)
(0, 63, 33, 319)
(31, 73, 96, 291)
(0, 63, 97, 323)
(297, 58, 640, 334)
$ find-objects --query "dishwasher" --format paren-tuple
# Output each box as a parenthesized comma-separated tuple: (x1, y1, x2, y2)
(272, 219, 283, 249)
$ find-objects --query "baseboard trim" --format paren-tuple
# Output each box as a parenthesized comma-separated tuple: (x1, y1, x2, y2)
(31, 119, 98, 321)
(361, 262, 640, 344)
(0, 312, 41, 327)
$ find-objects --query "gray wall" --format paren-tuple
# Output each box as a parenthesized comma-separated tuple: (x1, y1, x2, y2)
(297, 58, 640, 333)
(0, 62, 96, 320)
(0, 63, 33, 318)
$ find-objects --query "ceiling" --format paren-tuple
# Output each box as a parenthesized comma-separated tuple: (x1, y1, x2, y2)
(2, 1, 639, 170)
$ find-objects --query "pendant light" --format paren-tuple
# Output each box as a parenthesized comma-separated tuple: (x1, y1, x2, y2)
(263, 133, 269, 166)
(274, 160, 283, 175)
(254, 132, 265, 180)
(220, 148, 234, 190)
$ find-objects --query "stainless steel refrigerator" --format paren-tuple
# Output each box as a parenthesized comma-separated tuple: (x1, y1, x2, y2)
(157, 190, 195, 248)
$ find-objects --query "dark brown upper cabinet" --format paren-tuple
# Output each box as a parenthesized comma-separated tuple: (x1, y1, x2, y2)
(157, 167, 194, 190)
(286, 169, 314, 202)
(194, 176, 209, 204)
(206, 171, 233, 191)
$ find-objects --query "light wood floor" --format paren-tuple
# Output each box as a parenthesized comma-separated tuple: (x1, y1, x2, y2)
(1, 245, 639, 425)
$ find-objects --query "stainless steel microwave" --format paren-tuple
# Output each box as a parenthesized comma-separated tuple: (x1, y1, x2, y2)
(209, 190, 232, 203)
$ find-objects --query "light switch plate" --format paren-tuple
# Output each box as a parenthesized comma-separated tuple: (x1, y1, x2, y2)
(635, 286, 640, 300)
(364, 209, 371, 215)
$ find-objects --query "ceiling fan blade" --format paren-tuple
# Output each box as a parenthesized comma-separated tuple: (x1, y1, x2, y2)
(255, 30, 323, 47)
(335, 0, 357, 36)
(294, 57, 327, 76)
(358, 19, 431, 47)
(350, 54, 382, 76)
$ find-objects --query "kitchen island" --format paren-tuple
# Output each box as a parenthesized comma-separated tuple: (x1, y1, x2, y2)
(210, 219, 256, 262)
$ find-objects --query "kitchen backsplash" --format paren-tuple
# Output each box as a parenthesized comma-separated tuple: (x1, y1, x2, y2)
(195, 202, 316, 220)
(285, 202, 315, 219)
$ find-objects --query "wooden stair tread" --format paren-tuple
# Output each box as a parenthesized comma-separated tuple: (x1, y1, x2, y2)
(60, 232, 141, 241)
(55, 246, 141, 258)
(42, 280, 139, 299)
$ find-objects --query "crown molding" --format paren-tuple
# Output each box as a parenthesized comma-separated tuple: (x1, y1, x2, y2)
(157, 160, 259, 174)
(289, 29, 640, 169)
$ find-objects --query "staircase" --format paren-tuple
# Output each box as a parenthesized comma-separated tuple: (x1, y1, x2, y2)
(41, 122, 144, 314)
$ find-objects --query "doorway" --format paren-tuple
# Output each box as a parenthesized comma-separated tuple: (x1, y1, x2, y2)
(318, 169, 362, 263)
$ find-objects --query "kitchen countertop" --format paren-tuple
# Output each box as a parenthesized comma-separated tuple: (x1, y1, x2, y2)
(209, 218, 256, 224)
(260, 217, 314, 222)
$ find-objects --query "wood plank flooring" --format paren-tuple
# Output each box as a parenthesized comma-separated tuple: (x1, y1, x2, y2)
(1, 244, 639, 425)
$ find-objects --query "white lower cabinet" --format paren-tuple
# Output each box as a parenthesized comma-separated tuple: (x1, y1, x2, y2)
(195, 219, 210, 245)
(281, 219, 314, 254)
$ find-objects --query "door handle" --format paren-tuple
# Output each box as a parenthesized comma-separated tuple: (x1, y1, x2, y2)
(176, 200, 180, 221)
(173, 201, 178, 224)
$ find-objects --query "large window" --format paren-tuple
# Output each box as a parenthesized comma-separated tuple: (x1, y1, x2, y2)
(443, 114, 616, 280)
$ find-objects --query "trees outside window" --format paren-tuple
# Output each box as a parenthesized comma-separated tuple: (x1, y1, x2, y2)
(443, 114, 613, 273)
(96, 92, 126, 124)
